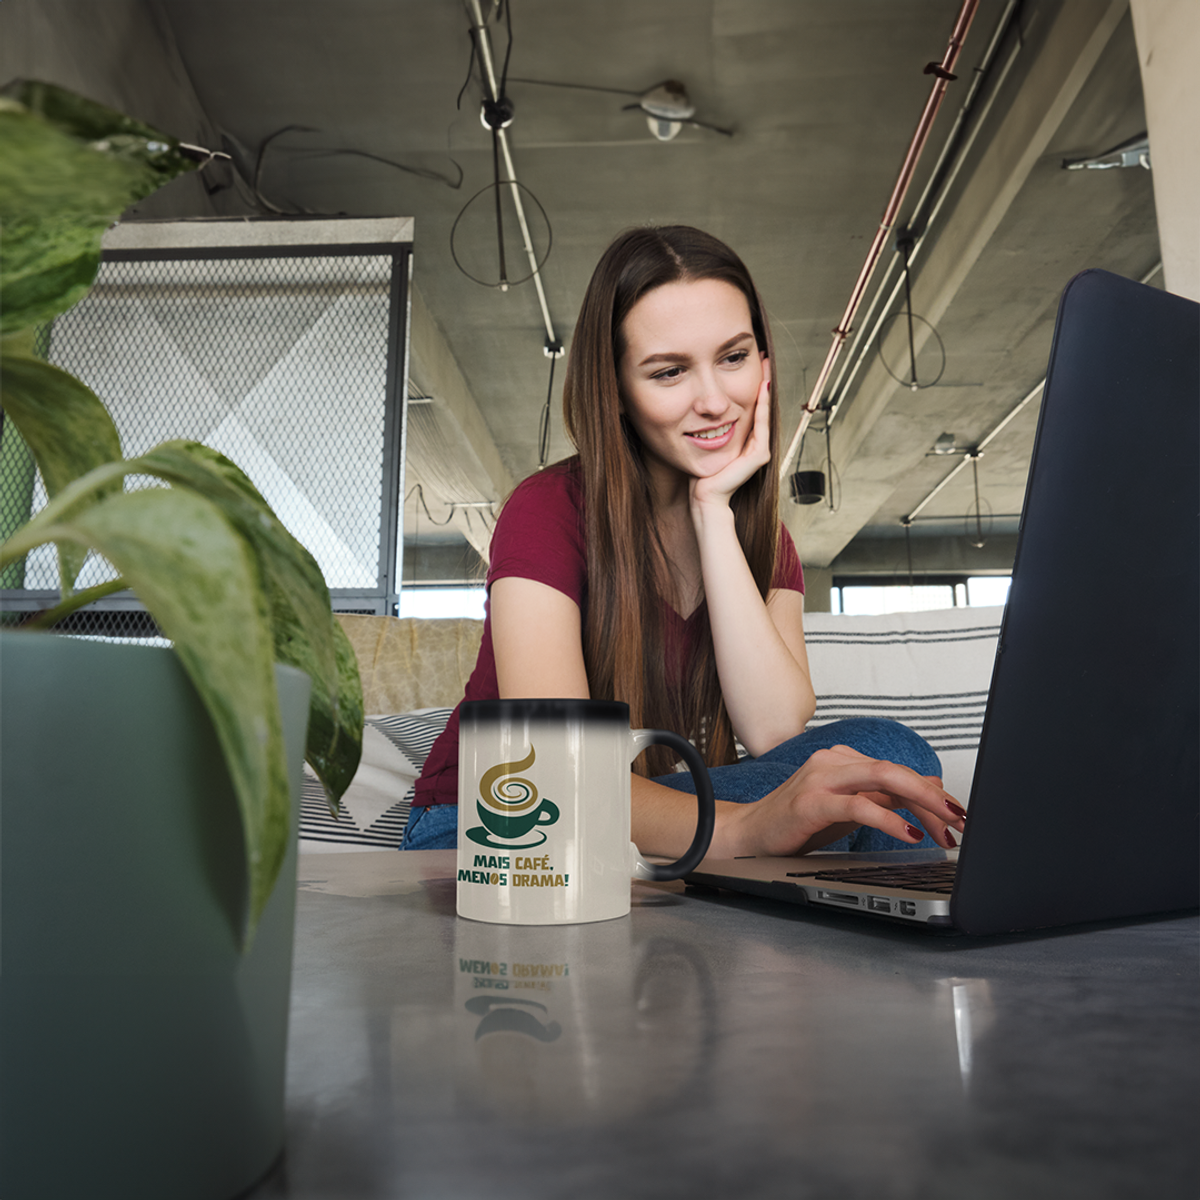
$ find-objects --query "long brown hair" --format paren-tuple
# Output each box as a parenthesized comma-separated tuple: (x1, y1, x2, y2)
(561, 226, 782, 774)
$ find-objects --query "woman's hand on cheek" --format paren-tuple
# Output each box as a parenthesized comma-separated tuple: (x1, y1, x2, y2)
(689, 369, 772, 510)
(719, 744, 966, 857)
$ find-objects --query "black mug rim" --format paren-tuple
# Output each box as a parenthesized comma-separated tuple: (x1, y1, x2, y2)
(461, 698, 630, 725)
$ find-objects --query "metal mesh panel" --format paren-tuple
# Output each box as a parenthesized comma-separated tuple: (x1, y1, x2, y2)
(1, 244, 407, 624)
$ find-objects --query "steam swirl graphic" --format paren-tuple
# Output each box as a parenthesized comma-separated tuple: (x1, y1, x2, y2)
(468, 744, 558, 848)
(480, 746, 538, 812)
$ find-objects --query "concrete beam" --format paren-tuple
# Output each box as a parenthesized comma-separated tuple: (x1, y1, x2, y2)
(832, 534, 1019, 577)
(791, 0, 1129, 567)
(400, 540, 487, 586)
(406, 283, 514, 560)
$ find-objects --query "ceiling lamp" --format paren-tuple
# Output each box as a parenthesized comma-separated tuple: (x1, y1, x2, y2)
(789, 470, 826, 506)
(634, 80, 695, 141)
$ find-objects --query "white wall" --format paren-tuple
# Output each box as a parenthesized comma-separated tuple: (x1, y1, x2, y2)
(1130, 0, 1200, 301)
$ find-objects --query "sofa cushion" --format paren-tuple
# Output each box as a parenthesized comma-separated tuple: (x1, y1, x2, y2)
(802, 606, 1003, 802)
(299, 708, 453, 852)
(335, 614, 483, 712)
(303, 606, 1003, 850)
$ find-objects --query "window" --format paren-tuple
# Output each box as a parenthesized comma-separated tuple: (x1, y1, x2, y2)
(831, 576, 1010, 616)
(398, 587, 487, 620)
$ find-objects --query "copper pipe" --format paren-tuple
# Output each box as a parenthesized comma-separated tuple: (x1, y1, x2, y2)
(780, 0, 980, 480)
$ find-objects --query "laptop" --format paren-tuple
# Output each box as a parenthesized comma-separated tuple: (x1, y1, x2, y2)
(685, 269, 1200, 934)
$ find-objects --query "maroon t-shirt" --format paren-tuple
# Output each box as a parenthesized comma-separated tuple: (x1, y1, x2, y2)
(413, 459, 805, 808)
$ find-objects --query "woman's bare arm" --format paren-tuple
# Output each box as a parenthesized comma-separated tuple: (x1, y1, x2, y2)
(633, 750, 965, 859)
(689, 374, 816, 754)
(491, 576, 590, 699)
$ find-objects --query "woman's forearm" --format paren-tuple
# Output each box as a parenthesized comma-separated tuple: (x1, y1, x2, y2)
(691, 501, 815, 754)
(633, 749, 964, 863)
(631, 772, 749, 859)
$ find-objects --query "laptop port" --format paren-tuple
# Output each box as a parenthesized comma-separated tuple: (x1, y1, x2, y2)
(868, 896, 891, 913)
(815, 890, 860, 906)
(899, 900, 917, 916)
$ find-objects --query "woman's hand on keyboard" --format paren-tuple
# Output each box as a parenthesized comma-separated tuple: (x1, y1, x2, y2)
(716, 743, 966, 858)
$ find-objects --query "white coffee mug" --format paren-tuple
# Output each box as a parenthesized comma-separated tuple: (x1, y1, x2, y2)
(456, 698, 716, 924)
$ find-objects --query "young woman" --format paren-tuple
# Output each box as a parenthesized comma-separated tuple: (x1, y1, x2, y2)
(403, 226, 967, 854)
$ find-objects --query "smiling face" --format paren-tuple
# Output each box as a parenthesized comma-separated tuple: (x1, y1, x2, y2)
(617, 277, 767, 500)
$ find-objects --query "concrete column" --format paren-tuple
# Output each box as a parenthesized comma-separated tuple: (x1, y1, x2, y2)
(802, 566, 833, 613)
(1130, 0, 1200, 301)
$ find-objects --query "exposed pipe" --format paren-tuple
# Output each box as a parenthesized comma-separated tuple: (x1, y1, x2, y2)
(822, 0, 1023, 427)
(465, 0, 558, 347)
(780, 0, 980, 480)
(904, 380, 1043, 523)
(901, 260, 1163, 523)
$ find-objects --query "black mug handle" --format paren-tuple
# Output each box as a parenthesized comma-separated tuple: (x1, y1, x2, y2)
(629, 729, 716, 882)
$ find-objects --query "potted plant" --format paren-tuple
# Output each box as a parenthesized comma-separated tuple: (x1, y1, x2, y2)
(0, 81, 364, 1198)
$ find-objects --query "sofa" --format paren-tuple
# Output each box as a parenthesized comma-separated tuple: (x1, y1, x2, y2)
(299, 606, 1005, 853)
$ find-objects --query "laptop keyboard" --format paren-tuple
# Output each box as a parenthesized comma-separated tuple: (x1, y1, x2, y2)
(789, 861, 959, 895)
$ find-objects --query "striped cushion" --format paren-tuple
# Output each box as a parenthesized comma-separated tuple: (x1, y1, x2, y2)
(299, 707, 453, 852)
(368, 708, 455, 766)
(803, 607, 1003, 802)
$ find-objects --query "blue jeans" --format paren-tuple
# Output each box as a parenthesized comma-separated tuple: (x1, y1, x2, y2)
(400, 718, 940, 852)
(401, 801, 460, 850)
(651, 717, 941, 851)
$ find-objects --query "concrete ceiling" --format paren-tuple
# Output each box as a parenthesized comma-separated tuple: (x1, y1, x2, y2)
(5, 0, 1161, 587)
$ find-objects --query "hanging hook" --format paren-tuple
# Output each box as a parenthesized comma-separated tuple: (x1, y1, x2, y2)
(895, 226, 919, 390)
(968, 452, 986, 548)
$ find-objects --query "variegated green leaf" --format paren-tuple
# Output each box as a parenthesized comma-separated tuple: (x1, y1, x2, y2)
(0, 348, 123, 588)
(2, 486, 289, 941)
(129, 441, 364, 802)
(269, 594, 364, 806)
(0, 81, 197, 334)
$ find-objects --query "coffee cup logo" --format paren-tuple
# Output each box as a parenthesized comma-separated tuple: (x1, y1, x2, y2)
(466, 746, 560, 849)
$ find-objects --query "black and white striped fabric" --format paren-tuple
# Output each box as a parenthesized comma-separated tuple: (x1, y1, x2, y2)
(803, 607, 1003, 801)
(369, 709, 455, 765)
(300, 707, 454, 851)
(298, 608, 1002, 849)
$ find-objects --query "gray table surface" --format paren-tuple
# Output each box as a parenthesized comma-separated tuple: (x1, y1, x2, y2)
(250, 849, 1198, 1200)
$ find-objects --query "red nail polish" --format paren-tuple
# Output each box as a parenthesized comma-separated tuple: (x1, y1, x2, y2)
(945, 799, 967, 819)
(943, 828, 958, 848)
(906, 824, 923, 841)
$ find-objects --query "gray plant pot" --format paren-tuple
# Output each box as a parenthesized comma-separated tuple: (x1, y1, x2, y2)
(0, 632, 310, 1200)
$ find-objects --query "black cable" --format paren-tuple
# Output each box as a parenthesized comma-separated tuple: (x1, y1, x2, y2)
(877, 311, 946, 389)
(538, 351, 557, 468)
(255, 126, 463, 200)
(450, 179, 552, 288)
(255, 125, 313, 212)
(507, 76, 640, 97)
(499, 0, 514, 100)
(301, 146, 463, 189)
(457, 28, 479, 110)
(824, 421, 833, 511)
(492, 129, 507, 287)
(822, 419, 841, 512)
(901, 239, 918, 386)
(968, 456, 988, 548)
(406, 483, 458, 527)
